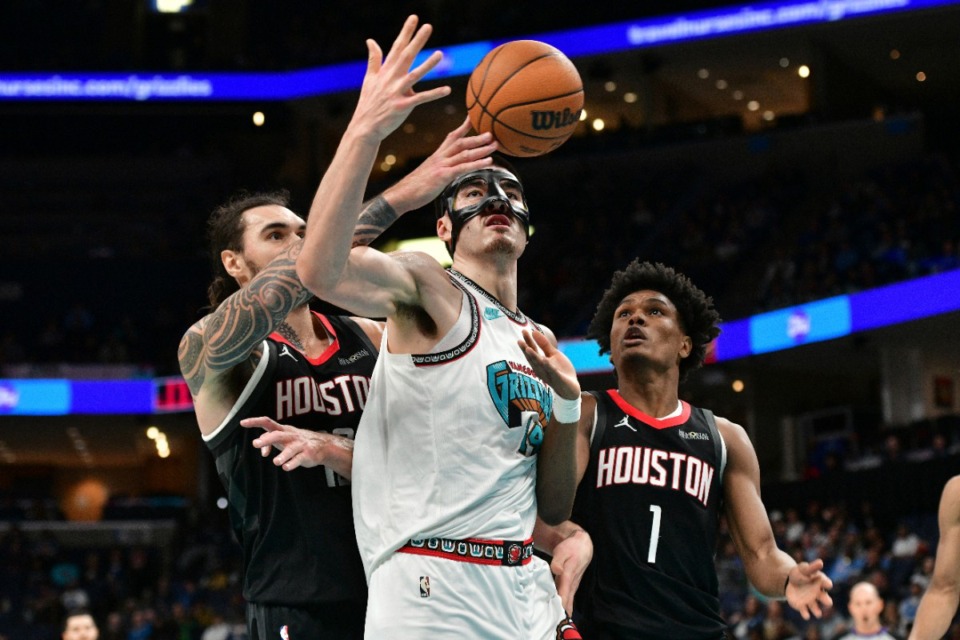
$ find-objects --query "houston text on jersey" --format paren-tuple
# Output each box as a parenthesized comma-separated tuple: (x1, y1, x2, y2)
(595, 446, 715, 506)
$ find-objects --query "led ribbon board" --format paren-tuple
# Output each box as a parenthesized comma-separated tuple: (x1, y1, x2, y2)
(2, 270, 957, 413)
(1, 0, 956, 101)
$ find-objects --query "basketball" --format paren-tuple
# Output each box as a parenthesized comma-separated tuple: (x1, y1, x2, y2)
(466, 40, 584, 158)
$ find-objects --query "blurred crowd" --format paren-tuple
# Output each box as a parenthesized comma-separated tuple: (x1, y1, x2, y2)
(2, 144, 956, 378)
(0, 508, 246, 640)
(2, 446, 957, 640)
(717, 499, 941, 640)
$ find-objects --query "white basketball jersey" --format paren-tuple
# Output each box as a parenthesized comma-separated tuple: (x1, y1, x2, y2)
(352, 270, 554, 578)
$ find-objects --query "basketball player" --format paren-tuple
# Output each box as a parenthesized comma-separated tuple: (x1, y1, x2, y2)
(62, 610, 98, 640)
(537, 260, 834, 640)
(838, 582, 900, 640)
(908, 475, 960, 640)
(292, 15, 584, 639)
(178, 116, 495, 639)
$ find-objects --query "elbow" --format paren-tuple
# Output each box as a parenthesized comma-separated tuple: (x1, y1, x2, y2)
(537, 493, 574, 527)
(538, 505, 573, 527)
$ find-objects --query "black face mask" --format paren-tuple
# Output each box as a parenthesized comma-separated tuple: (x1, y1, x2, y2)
(437, 168, 530, 254)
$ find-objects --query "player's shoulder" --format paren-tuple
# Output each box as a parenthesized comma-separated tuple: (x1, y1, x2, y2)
(945, 474, 960, 493)
(712, 414, 745, 436)
(712, 414, 756, 459)
(391, 251, 461, 296)
(581, 390, 599, 427)
(346, 316, 385, 347)
(942, 475, 960, 513)
(534, 323, 557, 345)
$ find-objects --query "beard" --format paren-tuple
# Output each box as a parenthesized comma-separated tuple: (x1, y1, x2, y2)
(487, 234, 517, 255)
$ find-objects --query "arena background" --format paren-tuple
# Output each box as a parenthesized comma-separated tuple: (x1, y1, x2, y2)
(1, 1, 959, 637)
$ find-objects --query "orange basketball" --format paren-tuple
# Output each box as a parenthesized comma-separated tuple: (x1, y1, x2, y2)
(466, 40, 584, 158)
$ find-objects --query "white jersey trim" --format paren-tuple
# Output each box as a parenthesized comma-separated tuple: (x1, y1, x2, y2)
(201, 340, 272, 443)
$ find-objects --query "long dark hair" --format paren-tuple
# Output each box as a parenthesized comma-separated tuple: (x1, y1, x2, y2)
(205, 190, 290, 309)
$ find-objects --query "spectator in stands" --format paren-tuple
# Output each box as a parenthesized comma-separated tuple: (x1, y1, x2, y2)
(731, 595, 766, 640)
(762, 599, 801, 640)
(810, 601, 849, 640)
(62, 610, 98, 640)
(785, 508, 807, 547)
(838, 581, 901, 640)
(898, 578, 924, 636)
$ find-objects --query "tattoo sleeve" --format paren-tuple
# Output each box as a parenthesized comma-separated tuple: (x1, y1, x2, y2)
(203, 240, 313, 373)
(178, 323, 207, 395)
(352, 195, 399, 248)
(196, 195, 398, 377)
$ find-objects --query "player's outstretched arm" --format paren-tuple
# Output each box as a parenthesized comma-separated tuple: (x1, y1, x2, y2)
(909, 476, 960, 640)
(178, 239, 315, 401)
(519, 328, 583, 525)
(297, 16, 451, 317)
(178, 178, 431, 399)
(719, 417, 833, 620)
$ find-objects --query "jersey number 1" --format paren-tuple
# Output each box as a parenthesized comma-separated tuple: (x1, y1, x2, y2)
(647, 504, 662, 563)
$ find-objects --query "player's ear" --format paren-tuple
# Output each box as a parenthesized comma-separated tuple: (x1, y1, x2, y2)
(436, 214, 453, 243)
(679, 335, 693, 359)
(221, 249, 244, 279)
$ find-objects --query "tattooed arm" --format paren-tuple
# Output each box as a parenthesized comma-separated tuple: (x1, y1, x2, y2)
(181, 113, 497, 406)
(180, 193, 404, 377)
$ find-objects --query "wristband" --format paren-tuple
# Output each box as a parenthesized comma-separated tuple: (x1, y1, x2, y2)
(552, 392, 582, 424)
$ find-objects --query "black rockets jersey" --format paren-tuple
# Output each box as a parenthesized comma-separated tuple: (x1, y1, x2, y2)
(204, 313, 376, 606)
(572, 390, 728, 639)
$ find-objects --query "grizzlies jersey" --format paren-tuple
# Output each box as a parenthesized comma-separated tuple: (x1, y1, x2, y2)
(352, 269, 553, 578)
(572, 390, 728, 639)
(203, 313, 377, 605)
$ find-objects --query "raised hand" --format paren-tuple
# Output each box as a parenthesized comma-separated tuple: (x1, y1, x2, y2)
(350, 15, 451, 142)
(386, 118, 497, 212)
(518, 329, 580, 401)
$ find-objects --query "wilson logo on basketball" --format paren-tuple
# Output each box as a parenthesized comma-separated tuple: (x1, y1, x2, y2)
(530, 108, 581, 131)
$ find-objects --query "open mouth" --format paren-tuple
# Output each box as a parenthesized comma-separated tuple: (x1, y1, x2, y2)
(484, 214, 513, 227)
(624, 327, 647, 342)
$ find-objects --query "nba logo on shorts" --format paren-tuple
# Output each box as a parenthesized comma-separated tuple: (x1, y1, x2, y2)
(419, 576, 430, 598)
(279, 625, 290, 639)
